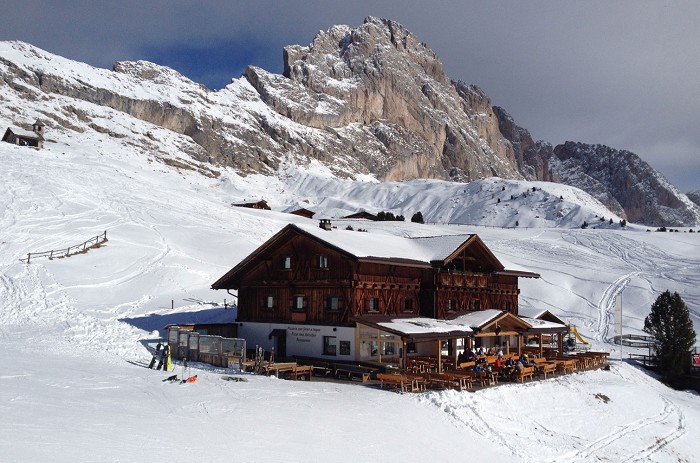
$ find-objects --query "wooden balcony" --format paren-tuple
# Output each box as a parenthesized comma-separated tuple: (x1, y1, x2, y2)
(439, 273, 488, 288)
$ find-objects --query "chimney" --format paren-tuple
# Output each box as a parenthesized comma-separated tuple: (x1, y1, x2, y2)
(319, 219, 332, 231)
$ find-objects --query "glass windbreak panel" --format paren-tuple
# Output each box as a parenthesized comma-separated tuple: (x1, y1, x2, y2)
(188, 336, 199, 350)
(199, 336, 220, 354)
(178, 332, 189, 346)
(222, 338, 245, 356)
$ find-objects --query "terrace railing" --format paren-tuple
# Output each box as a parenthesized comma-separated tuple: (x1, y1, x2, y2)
(21, 231, 108, 263)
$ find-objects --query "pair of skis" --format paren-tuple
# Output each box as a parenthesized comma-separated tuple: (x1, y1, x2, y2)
(161, 358, 197, 384)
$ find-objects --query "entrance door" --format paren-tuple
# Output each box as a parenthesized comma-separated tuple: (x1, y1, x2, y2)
(275, 333, 287, 359)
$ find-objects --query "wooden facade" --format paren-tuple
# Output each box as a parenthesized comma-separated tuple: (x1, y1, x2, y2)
(212, 223, 539, 329)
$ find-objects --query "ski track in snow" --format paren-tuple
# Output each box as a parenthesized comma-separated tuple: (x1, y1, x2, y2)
(549, 397, 685, 462)
(595, 272, 638, 342)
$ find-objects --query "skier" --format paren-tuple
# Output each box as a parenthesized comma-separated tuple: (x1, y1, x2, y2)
(148, 342, 162, 369)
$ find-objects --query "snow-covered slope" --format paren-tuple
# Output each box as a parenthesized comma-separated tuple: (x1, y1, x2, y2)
(1, 121, 698, 461)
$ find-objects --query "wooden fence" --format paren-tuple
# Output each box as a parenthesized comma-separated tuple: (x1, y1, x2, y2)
(21, 231, 108, 263)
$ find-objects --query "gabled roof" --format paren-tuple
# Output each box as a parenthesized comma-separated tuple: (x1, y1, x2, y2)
(518, 307, 566, 325)
(448, 309, 532, 332)
(211, 223, 539, 289)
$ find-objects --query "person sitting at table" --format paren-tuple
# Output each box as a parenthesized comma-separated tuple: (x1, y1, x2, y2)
(473, 362, 483, 373)
(494, 356, 504, 370)
(519, 353, 528, 365)
(457, 350, 467, 365)
(468, 349, 476, 361)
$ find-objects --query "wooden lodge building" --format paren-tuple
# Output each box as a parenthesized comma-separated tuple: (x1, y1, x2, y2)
(212, 221, 569, 367)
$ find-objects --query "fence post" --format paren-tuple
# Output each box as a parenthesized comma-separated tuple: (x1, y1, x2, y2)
(27, 253, 31, 264)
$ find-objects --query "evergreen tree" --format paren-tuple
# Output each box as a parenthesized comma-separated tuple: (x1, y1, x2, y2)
(411, 211, 424, 223)
(643, 290, 696, 379)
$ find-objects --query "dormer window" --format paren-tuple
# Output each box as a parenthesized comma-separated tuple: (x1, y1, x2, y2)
(367, 298, 380, 312)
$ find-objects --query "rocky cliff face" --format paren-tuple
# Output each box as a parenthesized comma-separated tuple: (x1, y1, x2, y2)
(493, 107, 700, 227)
(248, 17, 520, 181)
(687, 191, 700, 208)
(1, 17, 698, 226)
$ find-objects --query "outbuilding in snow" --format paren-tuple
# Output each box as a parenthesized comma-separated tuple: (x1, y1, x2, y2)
(2, 120, 45, 149)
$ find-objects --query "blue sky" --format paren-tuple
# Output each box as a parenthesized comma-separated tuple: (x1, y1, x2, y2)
(2, 1, 699, 192)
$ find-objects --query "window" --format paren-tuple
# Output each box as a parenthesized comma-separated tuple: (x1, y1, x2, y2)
(472, 299, 481, 311)
(292, 295, 305, 311)
(323, 336, 337, 356)
(327, 296, 340, 311)
(264, 296, 275, 310)
(403, 298, 414, 312)
(447, 298, 457, 312)
(407, 342, 417, 354)
(381, 342, 397, 356)
(339, 341, 351, 355)
(318, 255, 328, 269)
(367, 298, 380, 312)
(283, 256, 292, 269)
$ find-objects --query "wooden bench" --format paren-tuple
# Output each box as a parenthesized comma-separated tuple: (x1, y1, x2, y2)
(555, 359, 576, 374)
(537, 362, 558, 379)
(335, 364, 375, 383)
(428, 373, 468, 391)
(289, 365, 313, 381)
(377, 373, 417, 392)
(515, 366, 535, 382)
(458, 361, 476, 369)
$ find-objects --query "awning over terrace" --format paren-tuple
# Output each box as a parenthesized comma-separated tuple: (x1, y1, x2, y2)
(354, 309, 570, 371)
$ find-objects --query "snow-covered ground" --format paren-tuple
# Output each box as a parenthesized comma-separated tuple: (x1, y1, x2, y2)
(1, 134, 698, 462)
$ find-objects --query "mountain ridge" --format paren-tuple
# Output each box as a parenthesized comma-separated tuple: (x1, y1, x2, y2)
(1, 16, 698, 226)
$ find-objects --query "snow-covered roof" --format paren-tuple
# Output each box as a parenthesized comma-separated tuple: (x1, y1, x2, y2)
(449, 309, 504, 329)
(376, 316, 473, 336)
(517, 307, 548, 319)
(519, 316, 567, 330)
(294, 222, 474, 264)
(4, 127, 41, 139)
